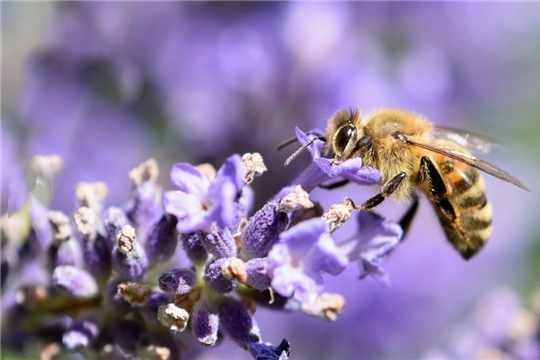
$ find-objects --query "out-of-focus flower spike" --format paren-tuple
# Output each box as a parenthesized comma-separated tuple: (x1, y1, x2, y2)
(158, 268, 196, 295)
(240, 202, 288, 260)
(75, 182, 108, 228)
(204, 258, 238, 293)
(125, 181, 162, 242)
(52, 265, 99, 298)
(128, 158, 159, 188)
(192, 300, 220, 346)
(179, 232, 208, 265)
(62, 317, 100, 350)
(200, 224, 237, 259)
(28, 195, 53, 252)
(144, 214, 178, 264)
(30, 155, 63, 207)
(111, 225, 148, 280)
(74, 207, 111, 277)
(157, 303, 189, 332)
(102, 206, 130, 250)
(48, 211, 82, 268)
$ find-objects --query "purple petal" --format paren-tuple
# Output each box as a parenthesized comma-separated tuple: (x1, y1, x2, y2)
(314, 157, 381, 185)
(214, 154, 245, 193)
(277, 218, 327, 262)
(304, 233, 348, 276)
(163, 191, 208, 233)
(170, 162, 210, 196)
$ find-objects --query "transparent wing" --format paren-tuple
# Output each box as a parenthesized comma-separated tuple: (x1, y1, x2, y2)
(397, 134, 530, 191)
(433, 126, 502, 153)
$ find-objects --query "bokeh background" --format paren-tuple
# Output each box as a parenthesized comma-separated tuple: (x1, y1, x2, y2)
(2, 2, 540, 359)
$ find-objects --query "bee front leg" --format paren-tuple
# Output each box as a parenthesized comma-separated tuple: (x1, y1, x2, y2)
(319, 179, 350, 190)
(349, 172, 407, 211)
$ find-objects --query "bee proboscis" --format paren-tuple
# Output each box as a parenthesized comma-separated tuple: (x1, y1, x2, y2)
(284, 108, 530, 259)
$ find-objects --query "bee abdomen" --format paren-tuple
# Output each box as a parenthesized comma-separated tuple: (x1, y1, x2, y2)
(441, 199, 493, 260)
(443, 166, 493, 259)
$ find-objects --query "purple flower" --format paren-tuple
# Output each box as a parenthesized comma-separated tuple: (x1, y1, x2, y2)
(267, 218, 348, 304)
(163, 154, 245, 233)
(339, 211, 403, 286)
(282, 128, 381, 194)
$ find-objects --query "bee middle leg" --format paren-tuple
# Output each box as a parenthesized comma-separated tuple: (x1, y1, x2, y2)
(349, 172, 407, 211)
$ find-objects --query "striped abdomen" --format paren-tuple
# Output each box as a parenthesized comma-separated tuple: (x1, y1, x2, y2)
(422, 155, 493, 259)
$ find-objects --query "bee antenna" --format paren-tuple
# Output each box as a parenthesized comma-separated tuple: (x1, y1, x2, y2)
(284, 135, 325, 166)
(277, 136, 299, 151)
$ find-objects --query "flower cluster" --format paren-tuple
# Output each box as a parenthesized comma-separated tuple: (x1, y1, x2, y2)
(1, 130, 405, 359)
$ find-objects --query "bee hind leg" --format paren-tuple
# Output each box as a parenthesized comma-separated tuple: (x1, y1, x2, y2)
(398, 192, 419, 239)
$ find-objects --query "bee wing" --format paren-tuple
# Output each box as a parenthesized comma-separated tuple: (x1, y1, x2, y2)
(433, 126, 502, 153)
(399, 134, 530, 191)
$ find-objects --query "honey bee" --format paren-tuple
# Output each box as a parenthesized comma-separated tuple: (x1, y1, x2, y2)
(284, 108, 530, 259)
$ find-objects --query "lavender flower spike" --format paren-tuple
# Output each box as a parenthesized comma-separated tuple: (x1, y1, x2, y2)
(267, 218, 348, 305)
(339, 211, 403, 286)
(163, 154, 245, 233)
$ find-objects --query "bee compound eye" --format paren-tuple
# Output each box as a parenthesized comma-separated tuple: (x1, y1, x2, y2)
(335, 124, 357, 153)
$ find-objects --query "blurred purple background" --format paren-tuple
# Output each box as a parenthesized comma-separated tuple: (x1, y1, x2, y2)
(3, 2, 540, 359)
